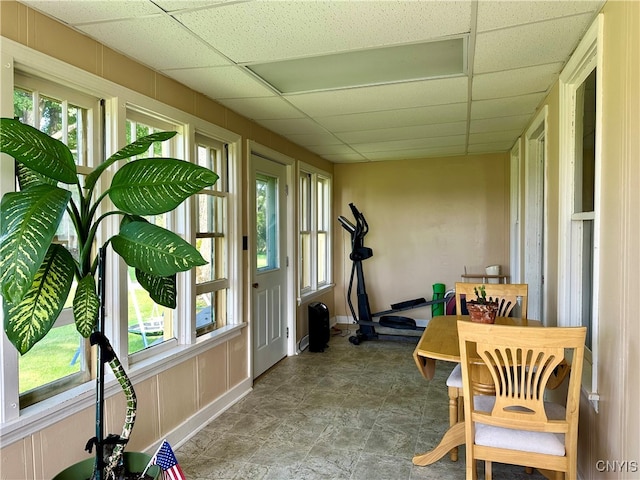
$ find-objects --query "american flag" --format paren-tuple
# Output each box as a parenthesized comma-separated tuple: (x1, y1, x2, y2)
(151, 440, 186, 480)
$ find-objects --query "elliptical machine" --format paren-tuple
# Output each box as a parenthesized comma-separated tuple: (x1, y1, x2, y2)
(338, 203, 446, 345)
(338, 203, 449, 345)
(338, 203, 377, 344)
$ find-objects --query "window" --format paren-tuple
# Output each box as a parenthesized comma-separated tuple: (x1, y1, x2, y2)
(10, 76, 99, 406)
(124, 112, 181, 355)
(1, 44, 242, 437)
(559, 15, 602, 410)
(195, 134, 229, 336)
(299, 164, 331, 296)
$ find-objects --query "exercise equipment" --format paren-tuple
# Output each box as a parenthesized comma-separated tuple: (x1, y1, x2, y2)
(338, 203, 449, 345)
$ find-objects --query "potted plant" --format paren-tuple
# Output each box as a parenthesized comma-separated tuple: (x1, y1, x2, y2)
(0, 118, 218, 479)
(466, 285, 498, 324)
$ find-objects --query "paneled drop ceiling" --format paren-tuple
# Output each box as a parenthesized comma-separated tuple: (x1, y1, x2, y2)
(21, 0, 604, 163)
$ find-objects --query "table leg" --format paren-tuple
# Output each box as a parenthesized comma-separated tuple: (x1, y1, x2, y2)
(413, 354, 436, 380)
(412, 422, 465, 466)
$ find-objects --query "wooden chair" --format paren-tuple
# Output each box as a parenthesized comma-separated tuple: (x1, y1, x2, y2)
(457, 321, 586, 480)
(454, 282, 528, 320)
(446, 282, 528, 461)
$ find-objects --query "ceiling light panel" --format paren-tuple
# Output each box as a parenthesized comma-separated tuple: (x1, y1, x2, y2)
(247, 38, 466, 94)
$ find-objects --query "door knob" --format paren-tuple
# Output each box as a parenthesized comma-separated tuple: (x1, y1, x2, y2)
(252, 282, 259, 288)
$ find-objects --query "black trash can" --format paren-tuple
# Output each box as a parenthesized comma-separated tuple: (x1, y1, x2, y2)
(308, 302, 330, 352)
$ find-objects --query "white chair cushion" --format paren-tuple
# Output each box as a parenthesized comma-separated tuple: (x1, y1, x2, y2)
(473, 395, 566, 457)
(446, 364, 463, 388)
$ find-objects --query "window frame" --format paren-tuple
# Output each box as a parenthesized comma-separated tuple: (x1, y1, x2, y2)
(0, 40, 244, 442)
(298, 162, 332, 299)
(9, 74, 101, 408)
(558, 14, 603, 411)
(194, 133, 230, 338)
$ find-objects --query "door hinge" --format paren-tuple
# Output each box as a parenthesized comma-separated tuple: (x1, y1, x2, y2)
(285, 184, 289, 196)
(286, 327, 289, 339)
(286, 256, 289, 267)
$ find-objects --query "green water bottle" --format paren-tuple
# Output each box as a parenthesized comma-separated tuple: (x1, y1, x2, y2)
(432, 283, 446, 317)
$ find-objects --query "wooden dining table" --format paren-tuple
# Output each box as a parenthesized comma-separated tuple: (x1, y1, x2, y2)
(412, 314, 540, 466)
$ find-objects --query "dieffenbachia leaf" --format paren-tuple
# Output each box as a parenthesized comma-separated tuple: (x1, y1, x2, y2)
(84, 131, 178, 191)
(0, 184, 72, 303)
(16, 162, 57, 190)
(111, 221, 206, 276)
(3, 244, 75, 355)
(108, 158, 218, 215)
(0, 118, 77, 185)
(73, 274, 100, 337)
(135, 269, 177, 309)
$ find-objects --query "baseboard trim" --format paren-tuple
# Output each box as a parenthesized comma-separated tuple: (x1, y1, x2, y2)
(150, 378, 253, 452)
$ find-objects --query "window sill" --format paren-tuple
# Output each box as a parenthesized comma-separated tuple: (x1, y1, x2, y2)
(0, 323, 247, 447)
(298, 284, 334, 306)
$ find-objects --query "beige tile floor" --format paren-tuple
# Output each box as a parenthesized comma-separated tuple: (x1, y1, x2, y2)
(176, 326, 547, 479)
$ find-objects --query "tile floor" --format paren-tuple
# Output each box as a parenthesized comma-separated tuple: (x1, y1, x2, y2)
(176, 326, 548, 480)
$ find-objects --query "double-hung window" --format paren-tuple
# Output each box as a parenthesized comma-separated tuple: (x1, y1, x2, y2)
(124, 111, 183, 355)
(299, 164, 332, 297)
(559, 15, 602, 410)
(194, 134, 229, 336)
(9, 75, 100, 407)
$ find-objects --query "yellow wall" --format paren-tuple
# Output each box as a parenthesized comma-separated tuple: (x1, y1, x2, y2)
(333, 153, 510, 318)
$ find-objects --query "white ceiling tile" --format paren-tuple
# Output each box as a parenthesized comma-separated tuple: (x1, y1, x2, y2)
(23, 0, 162, 24)
(286, 77, 469, 117)
(305, 144, 359, 156)
(216, 97, 304, 121)
(78, 17, 231, 70)
(322, 153, 369, 163)
(468, 141, 516, 153)
(354, 135, 466, 154)
(471, 93, 545, 120)
(470, 115, 531, 134)
(255, 118, 329, 136)
(469, 130, 523, 145)
(154, 1, 228, 12)
(336, 122, 466, 144)
(167, 66, 275, 99)
(279, 133, 343, 147)
(174, 1, 472, 63)
(22, 0, 604, 163)
(474, 14, 594, 73)
(365, 145, 466, 161)
(316, 103, 468, 132)
(477, 0, 603, 33)
(473, 63, 563, 100)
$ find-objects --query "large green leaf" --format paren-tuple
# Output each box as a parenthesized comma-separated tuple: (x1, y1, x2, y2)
(111, 221, 206, 276)
(73, 274, 100, 337)
(16, 162, 57, 190)
(0, 118, 77, 184)
(0, 184, 72, 303)
(135, 269, 177, 309)
(84, 131, 177, 191)
(3, 244, 75, 355)
(108, 159, 218, 215)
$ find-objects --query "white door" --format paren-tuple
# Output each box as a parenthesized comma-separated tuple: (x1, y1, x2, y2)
(251, 154, 287, 378)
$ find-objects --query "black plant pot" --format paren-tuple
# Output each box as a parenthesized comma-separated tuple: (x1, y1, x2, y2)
(52, 452, 160, 480)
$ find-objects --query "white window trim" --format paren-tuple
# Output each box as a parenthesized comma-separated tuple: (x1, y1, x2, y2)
(523, 106, 548, 323)
(0, 38, 244, 437)
(558, 14, 603, 411)
(298, 161, 333, 300)
(509, 138, 522, 284)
